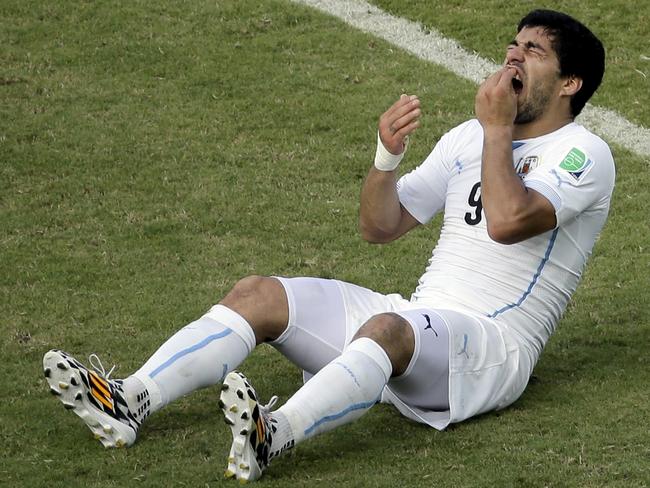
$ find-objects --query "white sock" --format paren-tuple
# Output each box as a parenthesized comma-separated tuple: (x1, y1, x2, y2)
(273, 338, 392, 446)
(266, 411, 295, 462)
(127, 305, 256, 414)
(120, 376, 152, 424)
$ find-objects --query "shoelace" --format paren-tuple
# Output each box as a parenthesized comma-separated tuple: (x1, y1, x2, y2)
(89, 353, 117, 380)
(260, 395, 279, 415)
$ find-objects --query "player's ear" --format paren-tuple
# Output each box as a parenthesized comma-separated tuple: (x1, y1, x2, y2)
(560, 75, 582, 97)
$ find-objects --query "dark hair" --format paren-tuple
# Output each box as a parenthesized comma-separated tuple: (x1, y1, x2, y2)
(518, 9, 605, 116)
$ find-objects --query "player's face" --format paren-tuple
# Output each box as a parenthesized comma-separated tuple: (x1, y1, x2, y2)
(505, 26, 563, 124)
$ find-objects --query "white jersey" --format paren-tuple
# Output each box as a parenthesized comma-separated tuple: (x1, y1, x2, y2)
(397, 119, 615, 357)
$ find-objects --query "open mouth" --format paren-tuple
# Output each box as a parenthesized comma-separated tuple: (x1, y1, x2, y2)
(511, 72, 524, 94)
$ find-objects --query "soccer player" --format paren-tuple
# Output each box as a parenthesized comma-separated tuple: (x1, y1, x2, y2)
(43, 9, 614, 482)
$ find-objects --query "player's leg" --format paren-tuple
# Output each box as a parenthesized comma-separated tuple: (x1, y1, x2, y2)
(274, 312, 414, 438)
(43, 275, 289, 448)
(131, 275, 288, 409)
(220, 308, 416, 482)
(384, 309, 450, 411)
(219, 277, 411, 481)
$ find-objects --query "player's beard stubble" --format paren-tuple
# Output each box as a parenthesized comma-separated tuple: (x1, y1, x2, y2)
(513, 77, 555, 125)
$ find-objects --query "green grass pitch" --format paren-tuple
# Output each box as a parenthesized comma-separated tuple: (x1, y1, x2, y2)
(2, 1, 649, 486)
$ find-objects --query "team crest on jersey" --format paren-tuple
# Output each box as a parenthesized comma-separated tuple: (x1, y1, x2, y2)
(559, 147, 593, 181)
(515, 155, 539, 176)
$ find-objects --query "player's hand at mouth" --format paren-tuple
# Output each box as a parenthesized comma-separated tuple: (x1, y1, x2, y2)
(474, 67, 518, 130)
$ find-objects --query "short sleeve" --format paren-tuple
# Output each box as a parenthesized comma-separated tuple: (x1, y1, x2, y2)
(397, 131, 456, 224)
(523, 139, 615, 226)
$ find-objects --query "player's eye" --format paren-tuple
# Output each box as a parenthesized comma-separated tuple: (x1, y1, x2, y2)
(525, 42, 545, 55)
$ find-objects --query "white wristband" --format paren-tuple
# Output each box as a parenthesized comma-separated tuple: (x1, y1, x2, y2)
(374, 132, 406, 171)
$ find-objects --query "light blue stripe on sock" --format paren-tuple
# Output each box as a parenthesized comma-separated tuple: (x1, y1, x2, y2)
(303, 398, 379, 437)
(149, 328, 233, 379)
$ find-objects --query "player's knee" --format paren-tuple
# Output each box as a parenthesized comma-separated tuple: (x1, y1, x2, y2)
(352, 313, 414, 376)
(225, 275, 269, 304)
(220, 275, 289, 343)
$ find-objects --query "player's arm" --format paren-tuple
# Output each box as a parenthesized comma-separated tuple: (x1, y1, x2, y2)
(475, 68, 556, 244)
(359, 95, 422, 243)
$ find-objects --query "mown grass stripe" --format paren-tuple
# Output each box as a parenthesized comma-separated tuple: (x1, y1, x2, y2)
(291, 0, 650, 157)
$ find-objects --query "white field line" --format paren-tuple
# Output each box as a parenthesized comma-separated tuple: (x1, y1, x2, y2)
(291, 0, 650, 158)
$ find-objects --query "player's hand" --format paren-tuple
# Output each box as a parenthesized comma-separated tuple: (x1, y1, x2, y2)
(378, 94, 421, 155)
(475, 67, 517, 129)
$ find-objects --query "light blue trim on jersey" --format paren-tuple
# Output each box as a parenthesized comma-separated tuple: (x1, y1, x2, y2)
(303, 397, 380, 436)
(488, 228, 559, 319)
(149, 328, 233, 379)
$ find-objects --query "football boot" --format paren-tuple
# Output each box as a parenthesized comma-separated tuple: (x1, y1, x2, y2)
(43, 349, 141, 448)
(219, 371, 284, 482)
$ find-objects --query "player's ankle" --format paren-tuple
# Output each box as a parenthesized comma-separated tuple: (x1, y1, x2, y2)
(267, 411, 295, 461)
(122, 376, 153, 424)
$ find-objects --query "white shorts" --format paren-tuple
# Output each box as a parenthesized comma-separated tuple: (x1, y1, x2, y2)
(271, 277, 534, 430)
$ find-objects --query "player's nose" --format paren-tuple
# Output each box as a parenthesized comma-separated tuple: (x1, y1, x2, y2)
(505, 44, 524, 64)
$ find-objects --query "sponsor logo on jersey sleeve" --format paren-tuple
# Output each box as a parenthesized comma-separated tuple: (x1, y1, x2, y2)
(558, 147, 594, 181)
